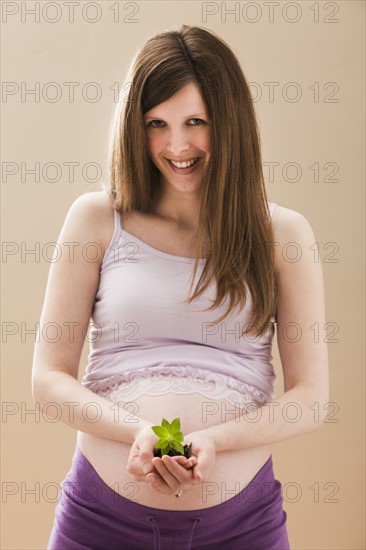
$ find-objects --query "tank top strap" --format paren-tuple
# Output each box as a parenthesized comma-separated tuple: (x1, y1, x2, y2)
(113, 208, 122, 236)
(99, 208, 124, 270)
(108, 208, 123, 250)
(268, 202, 278, 218)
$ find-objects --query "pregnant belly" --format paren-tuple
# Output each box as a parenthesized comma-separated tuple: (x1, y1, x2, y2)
(77, 390, 273, 510)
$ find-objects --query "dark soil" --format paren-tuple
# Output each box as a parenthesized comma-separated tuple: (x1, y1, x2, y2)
(153, 443, 192, 459)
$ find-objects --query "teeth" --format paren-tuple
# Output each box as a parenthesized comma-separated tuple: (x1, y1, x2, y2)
(170, 157, 198, 168)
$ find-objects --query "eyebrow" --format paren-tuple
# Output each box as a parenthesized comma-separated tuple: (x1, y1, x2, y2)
(144, 113, 208, 120)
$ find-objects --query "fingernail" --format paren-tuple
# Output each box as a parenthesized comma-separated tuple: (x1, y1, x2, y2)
(143, 464, 152, 473)
(196, 469, 203, 480)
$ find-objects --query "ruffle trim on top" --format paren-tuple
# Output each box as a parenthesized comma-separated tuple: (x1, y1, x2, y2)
(84, 364, 272, 411)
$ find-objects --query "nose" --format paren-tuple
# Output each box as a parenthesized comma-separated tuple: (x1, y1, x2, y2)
(166, 128, 190, 157)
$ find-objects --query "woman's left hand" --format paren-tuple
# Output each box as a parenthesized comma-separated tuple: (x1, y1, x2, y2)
(146, 430, 216, 495)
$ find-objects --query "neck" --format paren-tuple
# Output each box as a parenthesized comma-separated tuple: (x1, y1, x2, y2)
(150, 181, 203, 232)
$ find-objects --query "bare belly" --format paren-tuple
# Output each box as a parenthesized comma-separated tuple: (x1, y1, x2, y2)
(77, 390, 272, 510)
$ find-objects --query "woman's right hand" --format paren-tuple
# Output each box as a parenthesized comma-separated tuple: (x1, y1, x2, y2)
(127, 421, 158, 480)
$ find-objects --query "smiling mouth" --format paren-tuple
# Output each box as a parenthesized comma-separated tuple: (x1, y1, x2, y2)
(167, 157, 200, 169)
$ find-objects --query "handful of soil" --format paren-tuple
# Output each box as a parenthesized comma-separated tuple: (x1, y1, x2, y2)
(153, 443, 192, 459)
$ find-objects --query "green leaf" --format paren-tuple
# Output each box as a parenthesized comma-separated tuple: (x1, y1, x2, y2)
(174, 431, 184, 442)
(161, 418, 170, 430)
(151, 426, 169, 438)
(155, 439, 169, 449)
(170, 418, 181, 433)
(160, 445, 170, 456)
(171, 441, 185, 454)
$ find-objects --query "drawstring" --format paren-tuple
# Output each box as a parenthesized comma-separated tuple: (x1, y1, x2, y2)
(147, 515, 161, 550)
(147, 515, 202, 550)
(186, 517, 202, 550)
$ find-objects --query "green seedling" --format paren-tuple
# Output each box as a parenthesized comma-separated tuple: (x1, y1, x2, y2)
(151, 417, 186, 456)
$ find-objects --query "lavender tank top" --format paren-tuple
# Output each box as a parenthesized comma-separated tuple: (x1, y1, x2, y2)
(81, 202, 278, 411)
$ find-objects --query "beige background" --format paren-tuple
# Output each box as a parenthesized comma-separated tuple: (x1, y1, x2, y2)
(2, 1, 365, 548)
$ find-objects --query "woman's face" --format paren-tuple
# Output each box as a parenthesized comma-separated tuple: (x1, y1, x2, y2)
(143, 81, 211, 195)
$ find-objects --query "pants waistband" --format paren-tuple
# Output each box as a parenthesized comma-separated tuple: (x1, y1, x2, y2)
(62, 446, 275, 528)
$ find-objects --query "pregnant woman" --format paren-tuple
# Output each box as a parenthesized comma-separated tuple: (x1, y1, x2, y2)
(32, 24, 329, 549)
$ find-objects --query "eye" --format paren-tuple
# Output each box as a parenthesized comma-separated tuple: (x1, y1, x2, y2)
(147, 120, 165, 128)
(188, 118, 205, 125)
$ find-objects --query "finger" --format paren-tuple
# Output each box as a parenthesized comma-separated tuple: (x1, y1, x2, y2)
(170, 455, 188, 466)
(127, 455, 150, 477)
(140, 455, 154, 474)
(137, 442, 155, 474)
(166, 455, 198, 467)
(172, 456, 198, 470)
(160, 455, 195, 483)
(152, 458, 185, 489)
(171, 455, 197, 464)
(146, 471, 183, 494)
(128, 461, 183, 483)
(191, 450, 209, 481)
(147, 465, 180, 495)
(187, 459, 198, 470)
(192, 466, 203, 481)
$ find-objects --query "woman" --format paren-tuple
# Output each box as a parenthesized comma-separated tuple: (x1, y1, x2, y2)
(32, 24, 329, 549)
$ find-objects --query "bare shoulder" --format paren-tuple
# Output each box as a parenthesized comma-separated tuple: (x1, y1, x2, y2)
(270, 204, 317, 274)
(67, 190, 115, 256)
(271, 204, 314, 239)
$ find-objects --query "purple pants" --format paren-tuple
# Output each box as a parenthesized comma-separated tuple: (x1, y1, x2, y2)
(48, 446, 290, 549)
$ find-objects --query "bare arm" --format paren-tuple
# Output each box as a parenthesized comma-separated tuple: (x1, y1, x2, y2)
(31, 192, 152, 445)
(202, 206, 330, 451)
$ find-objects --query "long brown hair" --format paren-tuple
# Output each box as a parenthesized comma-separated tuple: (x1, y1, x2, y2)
(101, 24, 276, 338)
